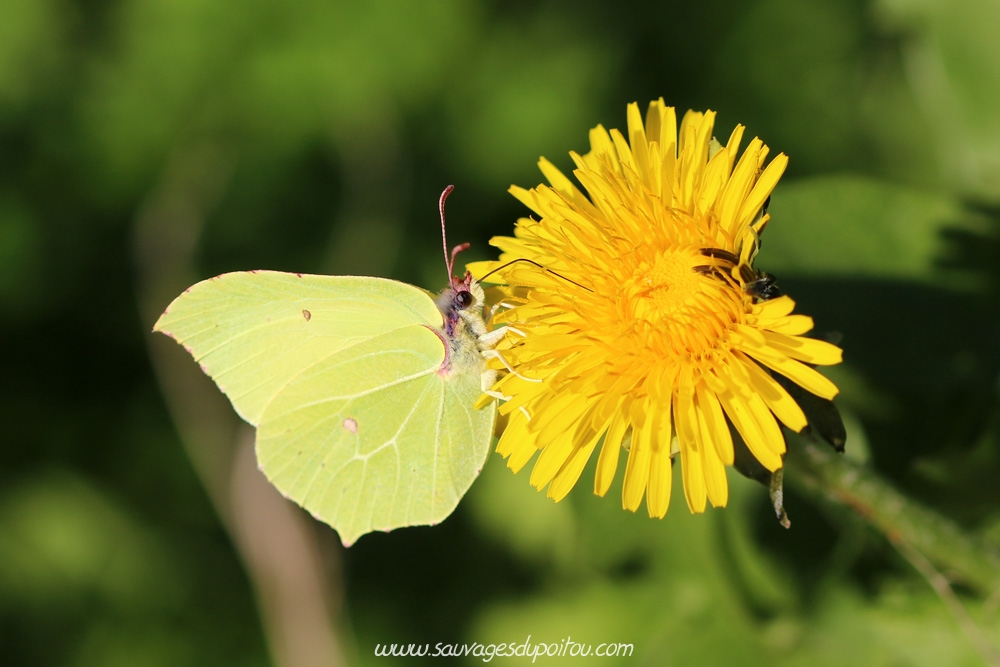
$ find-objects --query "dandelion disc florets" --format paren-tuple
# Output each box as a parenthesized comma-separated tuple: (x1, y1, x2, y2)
(476, 99, 842, 517)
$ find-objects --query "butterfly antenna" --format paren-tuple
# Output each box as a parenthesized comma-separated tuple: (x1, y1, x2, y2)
(439, 185, 455, 278)
(480, 257, 593, 292)
(439, 185, 471, 281)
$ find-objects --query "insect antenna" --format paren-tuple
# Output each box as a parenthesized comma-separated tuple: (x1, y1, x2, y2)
(438, 185, 470, 281)
(480, 257, 593, 293)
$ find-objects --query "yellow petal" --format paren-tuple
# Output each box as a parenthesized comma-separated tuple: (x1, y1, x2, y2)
(754, 295, 796, 319)
(723, 124, 745, 175)
(548, 422, 607, 502)
(647, 441, 673, 518)
(539, 157, 597, 215)
(745, 390, 787, 459)
(622, 413, 653, 512)
(595, 414, 628, 497)
(762, 330, 843, 366)
(499, 412, 541, 473)
(529, 433, 575, 490)
(718, 137, 763, 237)
(696, 383, 734, 465)
(627, 102, 652, 189)
(610, 128, 637, 176)
(699, 420, 729, 509)
(717, 389, 783, 472)
(758, 314, 814, 336)
(735, 153, 788, 234)
(675, 388, 707, 513)
(582, 125, 618, 175)
(743, 345, 840, 400)
(739, 353, 808, 432)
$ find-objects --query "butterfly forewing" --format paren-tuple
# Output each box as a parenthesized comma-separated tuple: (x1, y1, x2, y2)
(154, 272, 442, 425)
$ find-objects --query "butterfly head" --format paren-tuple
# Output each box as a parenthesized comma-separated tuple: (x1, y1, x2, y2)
(441, 270, 484, 311)
(437, 267, 485, 336)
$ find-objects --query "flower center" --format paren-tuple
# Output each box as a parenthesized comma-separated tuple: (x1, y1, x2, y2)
(619, 246, 744, 360)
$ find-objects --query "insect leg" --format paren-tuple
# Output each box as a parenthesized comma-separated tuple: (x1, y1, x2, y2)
(481, 348, 543, 383)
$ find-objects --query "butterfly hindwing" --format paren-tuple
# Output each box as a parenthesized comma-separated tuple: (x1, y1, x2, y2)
(256, 324, 493, 545)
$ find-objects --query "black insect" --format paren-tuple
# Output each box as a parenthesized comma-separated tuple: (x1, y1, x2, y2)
(692, 247, 782, 302)
(744, 270, 781, 301)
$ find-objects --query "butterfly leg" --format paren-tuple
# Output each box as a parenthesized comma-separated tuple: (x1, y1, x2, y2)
(504, 325, 527, 338)
(477, 324, 526, 352)
(481, 348, 542, 383)
(486, 300, 517, 325)
(477, 326, 510, 350)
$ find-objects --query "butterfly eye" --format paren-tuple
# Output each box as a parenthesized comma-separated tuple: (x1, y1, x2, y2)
(455, 290, 474, 309)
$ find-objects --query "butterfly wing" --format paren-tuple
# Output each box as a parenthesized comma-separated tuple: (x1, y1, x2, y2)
(154, 271, 495, 545)
(256, 323, 494, 545)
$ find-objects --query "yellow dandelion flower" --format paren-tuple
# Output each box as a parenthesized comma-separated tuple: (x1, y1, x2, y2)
(477, 99, 843, 518)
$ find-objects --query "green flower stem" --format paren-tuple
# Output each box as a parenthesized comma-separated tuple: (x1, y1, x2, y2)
(785, 440, 1000, 596)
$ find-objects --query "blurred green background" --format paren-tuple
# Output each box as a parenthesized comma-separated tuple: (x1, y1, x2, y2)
(3, 0, 1000, 665)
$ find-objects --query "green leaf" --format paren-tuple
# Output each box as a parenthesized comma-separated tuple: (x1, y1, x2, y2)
(154, 271, 496, 545)
(878, 0, 1000, 199)
(761, 174, 963, 280)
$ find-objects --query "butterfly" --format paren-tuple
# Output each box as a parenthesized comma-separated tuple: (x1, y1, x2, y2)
(154, 186, 508, 545)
